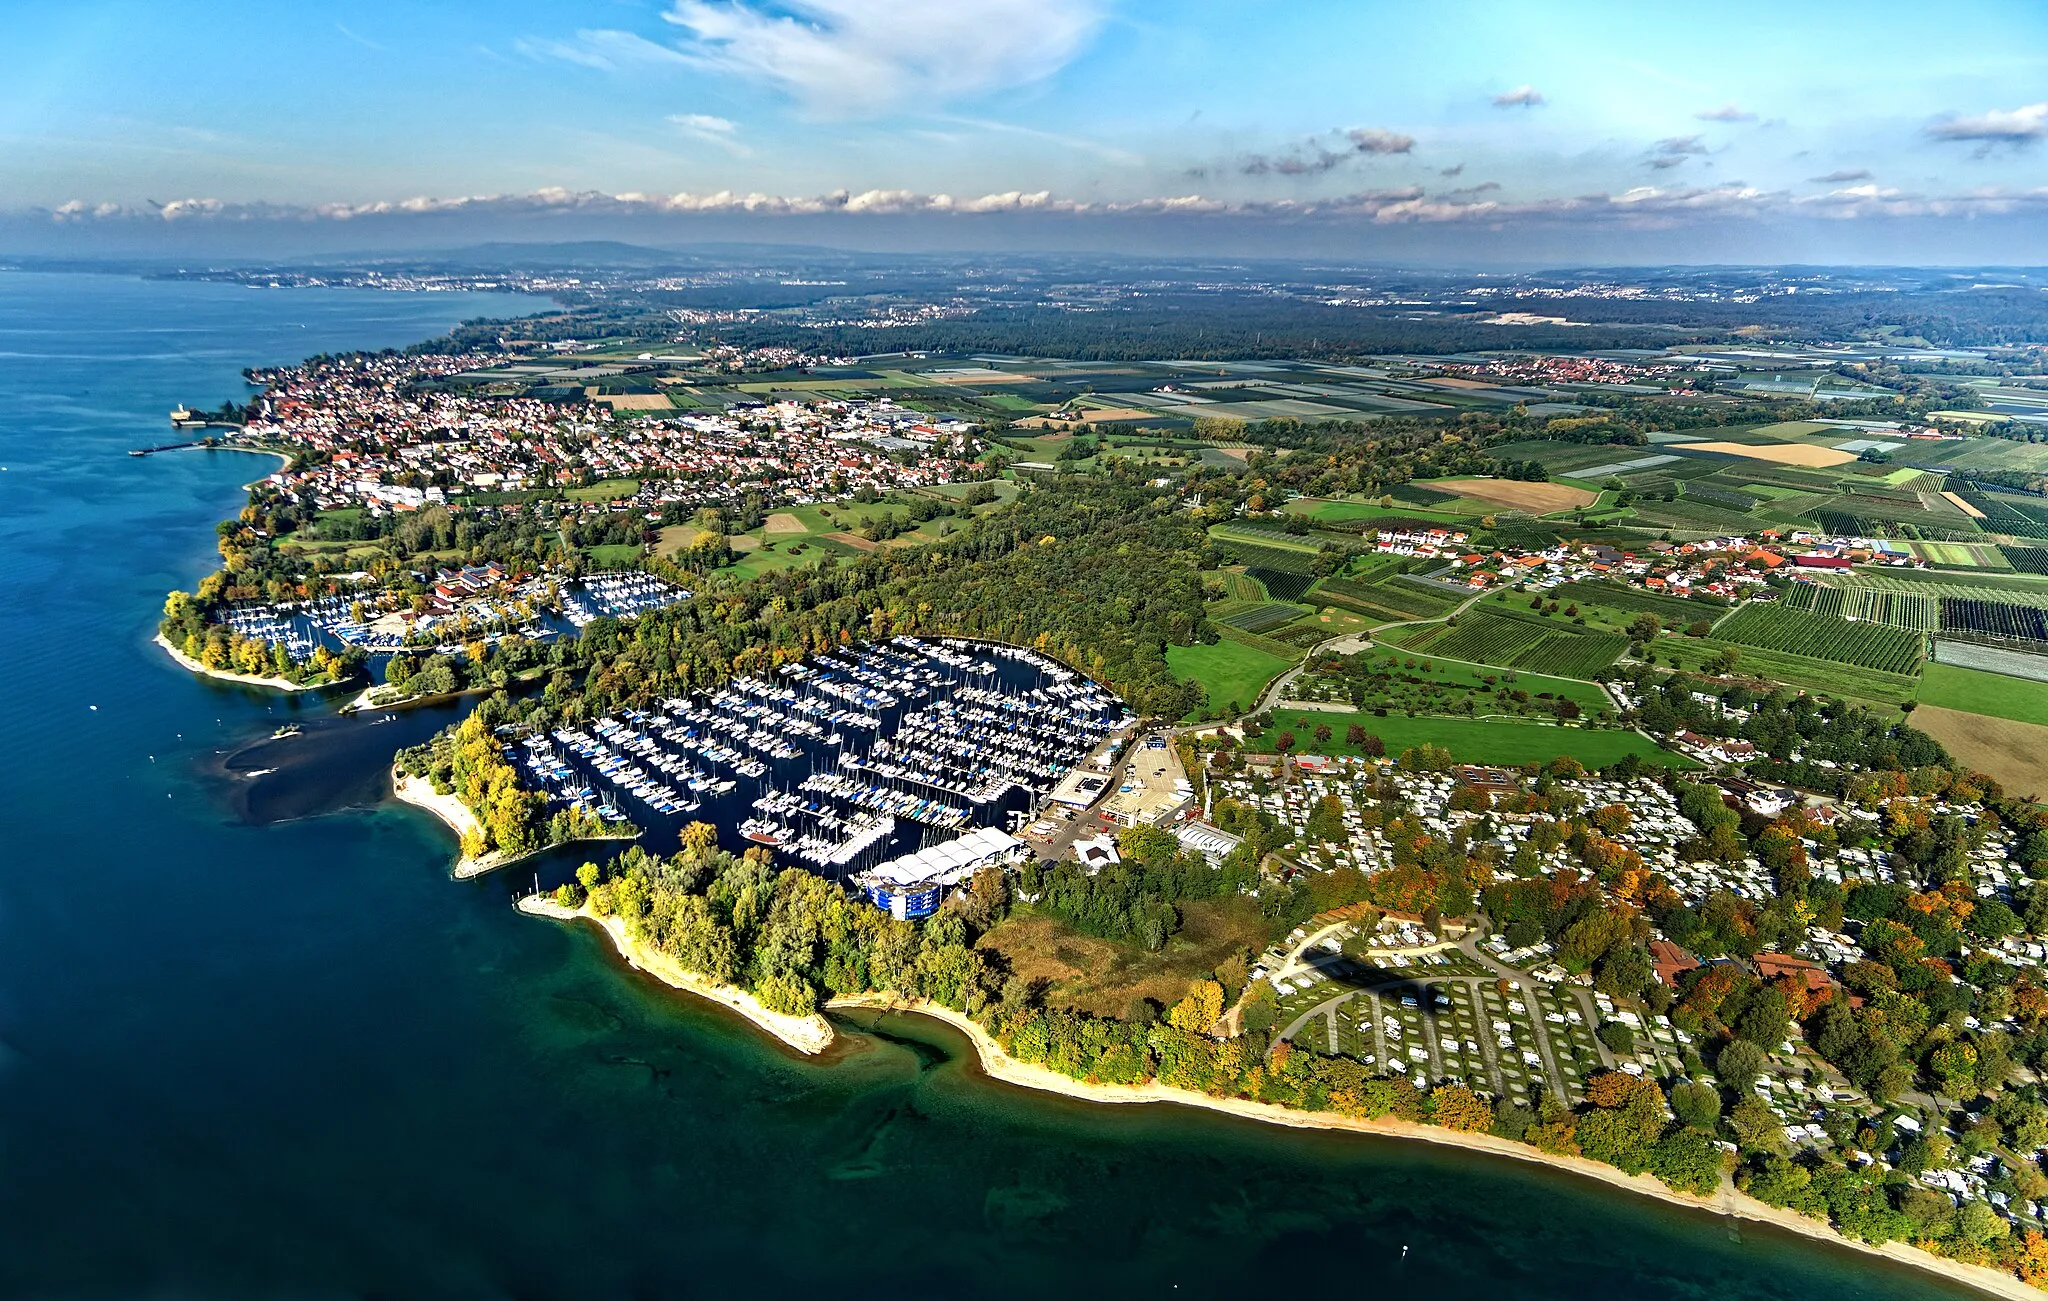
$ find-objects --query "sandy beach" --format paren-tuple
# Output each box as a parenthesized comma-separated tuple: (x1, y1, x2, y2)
(834, 996, 2038, 1301)
(154, 632, 331, 694)
(528, 900, 2031, 1300)
(517, 897, 834, 1053)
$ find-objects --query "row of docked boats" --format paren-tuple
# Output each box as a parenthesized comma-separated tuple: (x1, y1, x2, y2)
(500, 637, 1131, 875)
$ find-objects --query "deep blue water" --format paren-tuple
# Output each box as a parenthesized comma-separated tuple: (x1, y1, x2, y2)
(0, 270, 1988, 1300)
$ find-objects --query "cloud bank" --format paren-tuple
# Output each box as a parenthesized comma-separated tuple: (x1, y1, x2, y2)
(35, 180, 2048, 232)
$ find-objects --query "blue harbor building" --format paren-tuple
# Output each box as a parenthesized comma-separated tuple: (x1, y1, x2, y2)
(856, 826, 1026, 919)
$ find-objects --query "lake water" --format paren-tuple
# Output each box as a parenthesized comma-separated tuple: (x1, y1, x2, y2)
(0, 269, 1984, 1299)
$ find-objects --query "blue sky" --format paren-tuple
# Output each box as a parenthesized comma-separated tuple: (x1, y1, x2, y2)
(5, 0, 2048, 261)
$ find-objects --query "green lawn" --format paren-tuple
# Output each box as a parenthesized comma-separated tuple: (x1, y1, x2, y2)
(1168, 638, 1296, 717)
(1918, 662, 2048, 726)
(1246, 710, 1688, 768)
(565, 478, 641, 502)
(582, 543, 645, 567)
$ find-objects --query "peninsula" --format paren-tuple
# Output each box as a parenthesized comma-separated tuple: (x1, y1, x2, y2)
(156, 287, 2048, 1297)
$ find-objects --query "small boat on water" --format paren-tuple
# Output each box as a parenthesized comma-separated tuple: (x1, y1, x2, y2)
(271, 724, 302, 739)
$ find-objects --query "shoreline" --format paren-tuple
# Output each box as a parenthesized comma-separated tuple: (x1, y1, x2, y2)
(223, 445, 293, 490)
(391, 770, 634, 878)
(516, 896, 834, 1053)
(153, 631, 335, 694)
(521, 896, 2032, 1301)
(340, 681, 489, 716)
(835, 996, 2038, 1301)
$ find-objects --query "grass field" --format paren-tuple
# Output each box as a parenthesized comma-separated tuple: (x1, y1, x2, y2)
(564, 478, 641, 502)
(1917, 662, 2048, 726)
(1168, 637, 1297, 716)
(582, 543, 644, 567)
(1246, 709, 1685, 768)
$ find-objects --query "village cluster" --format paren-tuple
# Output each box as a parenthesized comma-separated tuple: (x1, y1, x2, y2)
(1375, 527, 1923, 597)
(232, 352, 981, 519)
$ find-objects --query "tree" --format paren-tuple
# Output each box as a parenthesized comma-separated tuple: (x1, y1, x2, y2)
(1432, 1084, 1494, 1132)
(1167, 980, 1225, 1034)
(1726, 1095, 1787, 1155)
(1669, 1080, 1722, 1130)
(1715, 1039, 1768, 1093)
(1648, 1126, 1723, 1196)
(1958, 1199, 2008, 1245)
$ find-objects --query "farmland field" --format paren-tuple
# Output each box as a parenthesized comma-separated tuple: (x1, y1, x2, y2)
(1242, 710, 1686, 768)
(1549, 581, 1705, 622)
(1213, 537, 1320, 573)
(1781, 583, 1939, 632)
(1314, 573, 1461, 619)
(1941, 598, 2048, 644)
(1217, 570, 1269, 601)
(1932, 640, 2048, 683)
(1910, 707, 2048, 798)
(1219, 602, 1309, 634)
(1402, 610, 1626, 679)
(1250, 568, 1319, 602)
(1713, 604, 1925, 673)
(1427, 477, 1598, 512)
(1912, 540, 2010, 568)
(1849, 570, 2048, 603)
(1655, 638, 1922, 705)
(1209, 524, 1322, 554)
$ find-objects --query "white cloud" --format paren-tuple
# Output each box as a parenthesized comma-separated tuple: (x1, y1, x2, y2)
(1809, 168, 1871, 183)
(38, 183, 2048, 228)
(668, 113, 750, 155)
(1926, 102, 2048, 152)
(1694, 104, 1757, 123)
(1491, 85, 1545, 109)
(514, 30, 692, 72)
(660, 0, 1106, 114)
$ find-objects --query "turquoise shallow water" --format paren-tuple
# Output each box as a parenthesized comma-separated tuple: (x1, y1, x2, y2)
(0, 270, 1986, 1300)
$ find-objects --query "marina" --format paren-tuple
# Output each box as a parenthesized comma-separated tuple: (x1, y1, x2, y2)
(507, 638, 1131, 915)
(212, 569, 692, 658)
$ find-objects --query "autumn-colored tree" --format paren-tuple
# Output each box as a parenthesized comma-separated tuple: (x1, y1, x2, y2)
(1167, 980, 1225, 1035)
(680, 821, 720, 857)
(2018, 1230, 2048, 1287)
(1431, 1083, 1494, 1132)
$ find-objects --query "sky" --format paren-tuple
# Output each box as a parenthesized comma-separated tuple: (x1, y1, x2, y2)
(4, 0, 2048, 263)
